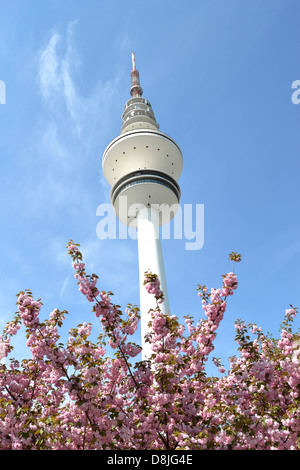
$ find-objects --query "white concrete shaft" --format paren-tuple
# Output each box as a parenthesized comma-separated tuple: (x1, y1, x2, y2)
(137, 207, 171, 360)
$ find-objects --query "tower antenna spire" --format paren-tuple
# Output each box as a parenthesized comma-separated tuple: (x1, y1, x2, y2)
(131, 52, 136, 71)
(130, 52, 143, 97)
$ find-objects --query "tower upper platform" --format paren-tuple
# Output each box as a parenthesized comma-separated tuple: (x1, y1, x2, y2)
(102, 54, 182, 227)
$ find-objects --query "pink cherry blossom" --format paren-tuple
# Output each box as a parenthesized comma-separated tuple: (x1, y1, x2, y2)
(0, 243, 298, 450)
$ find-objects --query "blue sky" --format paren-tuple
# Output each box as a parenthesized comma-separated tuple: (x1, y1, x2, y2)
(0, 0, 299, 373)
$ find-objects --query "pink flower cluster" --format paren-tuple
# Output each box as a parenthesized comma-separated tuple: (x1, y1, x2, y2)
(221, 271, 238, 296)
(144, 271, 164, 303)
(18, 293, 41, 327)
(0, 342, 8, 360)
(77, 275, 99, 302)
(0, 243, 298, 450)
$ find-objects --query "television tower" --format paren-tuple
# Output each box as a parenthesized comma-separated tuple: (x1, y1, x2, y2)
(102, 54, 183, 359)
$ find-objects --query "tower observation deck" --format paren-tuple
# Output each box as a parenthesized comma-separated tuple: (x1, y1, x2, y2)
(102, 54, 183, 359)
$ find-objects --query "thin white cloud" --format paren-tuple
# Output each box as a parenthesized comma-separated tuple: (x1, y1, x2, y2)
(38, 22, 82, 134)
(38, 30, 62, 103)
(28, 21, 123, 218)
(41, 122, 68, 164)
(37, 20, 122, 139)
(60, 277, 70, 298)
